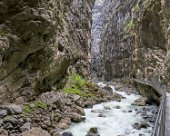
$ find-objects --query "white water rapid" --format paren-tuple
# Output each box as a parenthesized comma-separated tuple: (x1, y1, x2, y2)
(63, 82, 157, 136)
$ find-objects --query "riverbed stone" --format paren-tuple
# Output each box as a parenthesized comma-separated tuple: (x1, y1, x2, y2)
(131, 97, 148, 106)
(62, 132, 73, 136)
(21, 127, 50, 136)
(98, 113, 106, 117)
(74, 106, 85, 116)
(2, 104, 22, 115)
(89, 127, 98, 134)
(86, 127, 100, 136)
(20, 122, 31, 132)
(114, 105, 121, 109)
(70, 113, 83, 123)
(0, 109, 7, 117)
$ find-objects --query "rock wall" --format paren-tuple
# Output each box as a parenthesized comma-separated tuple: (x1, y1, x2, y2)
(98, 0, 138, 81)
(99, 0, 170, 87)
(0, 0, 94, 104)
(91, 0, 104, 74)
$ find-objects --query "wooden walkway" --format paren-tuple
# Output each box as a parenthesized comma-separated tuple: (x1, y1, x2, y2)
(165, 93, 170, 136)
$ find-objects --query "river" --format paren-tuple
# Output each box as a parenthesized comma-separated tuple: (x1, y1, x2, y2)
(63, 82, 157, 136)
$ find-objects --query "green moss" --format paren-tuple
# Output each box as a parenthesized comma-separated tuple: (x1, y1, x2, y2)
(64, 87, 94, 97)
(132, 4, 140, 12)
(125, 20, 135, 31)
(63, 70, 95, 97)
(69, 70, 86, 89)
(23, 105, 33, 114)
(35, 100, 48, 110)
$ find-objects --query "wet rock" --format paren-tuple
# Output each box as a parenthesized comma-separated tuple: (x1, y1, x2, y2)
(132, 123, 140, 130)
(91, 109, 103, 113)
(131, 97, 148, 106)
(86, 127, 100, 136)
(132, 121, 150, 130)
(83, 102, 93, 108)
(102, 85, 113, 95)
(62, 132, 73, 136)
(89, 127, 98, 133)
(114, 105, 121, 109)
(140, 121, 150, 128)
(104, 106, 111, 110)
(98, 113, 106, 117)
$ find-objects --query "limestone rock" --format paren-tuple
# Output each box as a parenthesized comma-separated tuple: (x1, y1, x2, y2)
(20, 122, 31, 132)
(132, 97, 148, 106)
(62, 132, 73, 136)
(21, 127, 50, 136)
(86, 127, 100, 136)
(0, 109, 7, 117)
(1, 104, 23, 115)
(0, 0, 93, 104)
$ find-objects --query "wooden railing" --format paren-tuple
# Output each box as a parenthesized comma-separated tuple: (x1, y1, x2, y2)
(152, 85, 166, 136)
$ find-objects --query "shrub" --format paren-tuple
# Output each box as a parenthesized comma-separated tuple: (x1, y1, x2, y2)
(63, 70, 94, 97)
(23, 105, 33, 114)
(35, 100, 48, 110)
(69, 70, 86, 89)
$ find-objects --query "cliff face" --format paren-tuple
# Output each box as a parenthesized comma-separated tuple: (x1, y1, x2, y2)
(99, 0, 170, 86)
(91, 0, 104, 74)
(98, 0, 137, 81)
(0, 0, 93, 104)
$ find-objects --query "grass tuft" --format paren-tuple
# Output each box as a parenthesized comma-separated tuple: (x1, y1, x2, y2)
(63, 70, 95, 97)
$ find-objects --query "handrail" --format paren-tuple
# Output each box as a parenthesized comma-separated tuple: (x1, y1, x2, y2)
(152, 85, 166, 136)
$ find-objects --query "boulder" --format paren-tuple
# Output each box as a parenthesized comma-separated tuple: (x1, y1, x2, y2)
(0, 109, 7, 117)
(20, 122, 31, 132)
(70, 113, 83, 123)
(21, 127, 50, 136)
(131, 97, 148, 106)
(74, 106, 85, 116)
(62, 132, 73, 136)
(86, 127, 100, 136)
(114, 105, 121, 109)
(98, 113, 106, 117)
(102, 85, 113, 95)
(88, 128, 98, 134)
(1, 104, 22, 115)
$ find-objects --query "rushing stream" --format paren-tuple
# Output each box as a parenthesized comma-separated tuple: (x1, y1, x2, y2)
(64, 0, 158, 135)
(63, 82, 157, 136)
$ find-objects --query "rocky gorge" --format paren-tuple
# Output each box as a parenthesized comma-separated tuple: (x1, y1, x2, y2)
(97, 0, 170, 86)
(0, 0, 169, 136)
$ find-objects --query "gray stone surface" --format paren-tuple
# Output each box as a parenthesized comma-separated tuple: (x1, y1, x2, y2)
(0, 0, 93, 104)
